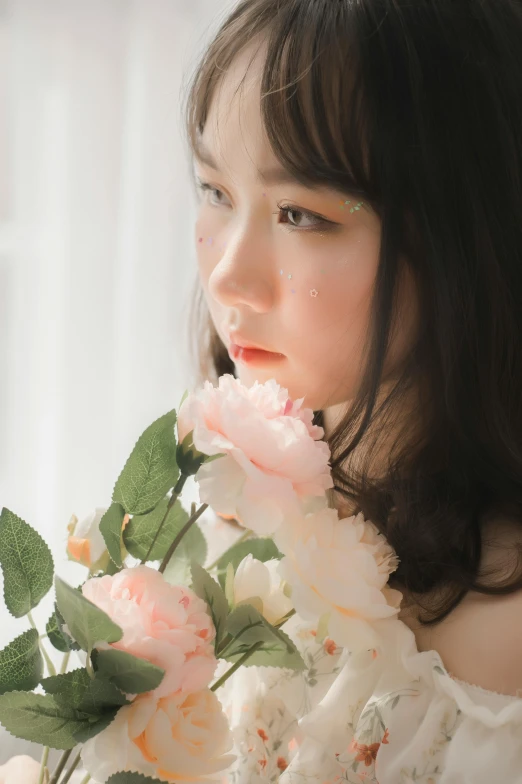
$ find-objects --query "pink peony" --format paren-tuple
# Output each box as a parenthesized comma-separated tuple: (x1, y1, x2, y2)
(80, 688, 235, 783)
(177, 375, 333, 535)
(82, 565, 217, 697)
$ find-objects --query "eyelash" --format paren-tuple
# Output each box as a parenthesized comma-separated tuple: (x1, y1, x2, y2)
(195, 179, 333, 234)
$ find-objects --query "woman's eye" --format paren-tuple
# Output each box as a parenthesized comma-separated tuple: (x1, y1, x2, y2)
(196, 181, 229, 207)
(277, 204, 327, 231)
(195, 179, 331, 233)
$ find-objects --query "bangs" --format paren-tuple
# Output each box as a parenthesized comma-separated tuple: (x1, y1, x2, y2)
(185, 0, 379, 210)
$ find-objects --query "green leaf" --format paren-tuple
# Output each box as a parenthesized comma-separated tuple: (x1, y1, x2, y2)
(107, 774, 171, 784)
(41, 667, 129, 714)
(0, 629, 43, 695)
(54, 576, 123, 652)
(105, 556, 124, 576)
(99, 502, 126, 568)
(215, 537, 282, 588)
(72, 708, 119, 744)
(0, 508, 54, 617)
(92, 647, 165, 695)
(112, 409, 180, 516)
(123, 497, 186, 562)
(46, 610, 69, 653)
(223, 638, 305, 670)
(0, 690, 102, 749)
(224, 605, 305, 670)
(46, 605, 80, 653)
(190, 562, 229, 647)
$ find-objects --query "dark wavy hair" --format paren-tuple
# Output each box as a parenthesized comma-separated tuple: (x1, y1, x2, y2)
(182, 0, 522, 626)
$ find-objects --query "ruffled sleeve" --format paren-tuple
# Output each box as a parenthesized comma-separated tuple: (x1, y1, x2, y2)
(280, 618, 522, 784)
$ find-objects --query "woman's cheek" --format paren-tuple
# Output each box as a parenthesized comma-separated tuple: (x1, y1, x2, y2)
(195, 214, 220, 282)
(281, 240, 377, 327)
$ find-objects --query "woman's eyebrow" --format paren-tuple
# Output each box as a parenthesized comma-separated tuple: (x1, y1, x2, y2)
(193, 138, 367, 199)
(193, 138, 302, 187)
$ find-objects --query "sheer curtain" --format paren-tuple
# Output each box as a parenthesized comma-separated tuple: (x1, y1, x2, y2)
(0, 0, 233, 724)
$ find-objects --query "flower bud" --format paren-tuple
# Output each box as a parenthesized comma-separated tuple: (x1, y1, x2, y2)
(176, 429, 207, 477)
(66, 508, 129, 572)
(233, 554, 293, 626)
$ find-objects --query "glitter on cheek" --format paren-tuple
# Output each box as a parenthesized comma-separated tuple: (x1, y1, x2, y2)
(291, 289, 296, 294)
(198, 237, 203, 243)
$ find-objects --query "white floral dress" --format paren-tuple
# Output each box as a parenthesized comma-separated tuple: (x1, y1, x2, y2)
(202, 513, 522, 784)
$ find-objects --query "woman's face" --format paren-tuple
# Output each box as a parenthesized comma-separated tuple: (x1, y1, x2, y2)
(193, 48, 416, 411)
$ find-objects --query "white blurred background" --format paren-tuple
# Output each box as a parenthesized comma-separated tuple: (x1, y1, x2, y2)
(0, 0, 235, 704)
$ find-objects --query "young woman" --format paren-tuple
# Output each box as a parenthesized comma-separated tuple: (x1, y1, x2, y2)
(185, 0, 522, 779)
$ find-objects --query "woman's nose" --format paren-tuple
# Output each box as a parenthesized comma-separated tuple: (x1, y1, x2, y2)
(207, 232, 275, 313)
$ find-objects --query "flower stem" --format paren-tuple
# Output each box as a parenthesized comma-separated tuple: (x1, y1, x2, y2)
(60, 650, 71, 675)
(78, 775, 91, 784)
(48, 750, 73, 784)
(215, 635, 237, 659)
(58, 750, 82, 784)
(37, 746, 49, 784)
(210, 640, 265, 692)
(28, 611, 56, 677)
(158, 501, 209, 574)
(210, 609, 296, 691)
(141, 474, 188, 564)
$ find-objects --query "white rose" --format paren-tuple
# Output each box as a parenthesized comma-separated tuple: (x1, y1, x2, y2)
(0, 754, 89, 784)
(275, 507, 403, 652)
(232, 555, 293, 625)
(0, 756, 44, 784)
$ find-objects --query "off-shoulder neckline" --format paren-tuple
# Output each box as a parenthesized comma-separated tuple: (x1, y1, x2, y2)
(449, 674, 522, 702)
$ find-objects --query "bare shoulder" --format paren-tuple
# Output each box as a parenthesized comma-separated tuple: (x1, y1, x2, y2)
(399, 517, 522, 698)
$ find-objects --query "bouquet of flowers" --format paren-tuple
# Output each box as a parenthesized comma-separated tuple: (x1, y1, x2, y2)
(0, 375, 402, 784)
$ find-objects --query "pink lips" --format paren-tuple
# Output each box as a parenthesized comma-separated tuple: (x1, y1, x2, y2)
(228, 342, 285, 365)
(225, 330, 284, 365)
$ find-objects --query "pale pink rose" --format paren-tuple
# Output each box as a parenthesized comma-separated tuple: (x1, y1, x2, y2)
(0, 756, 42, 784)
(80, 688, 235, 783)
(233, 555, 293, 625)
(66, 507, 130, 571)
(82, 565, 217, 697)
(177, 375, 333, 535)
(275, 508, 403, 652)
